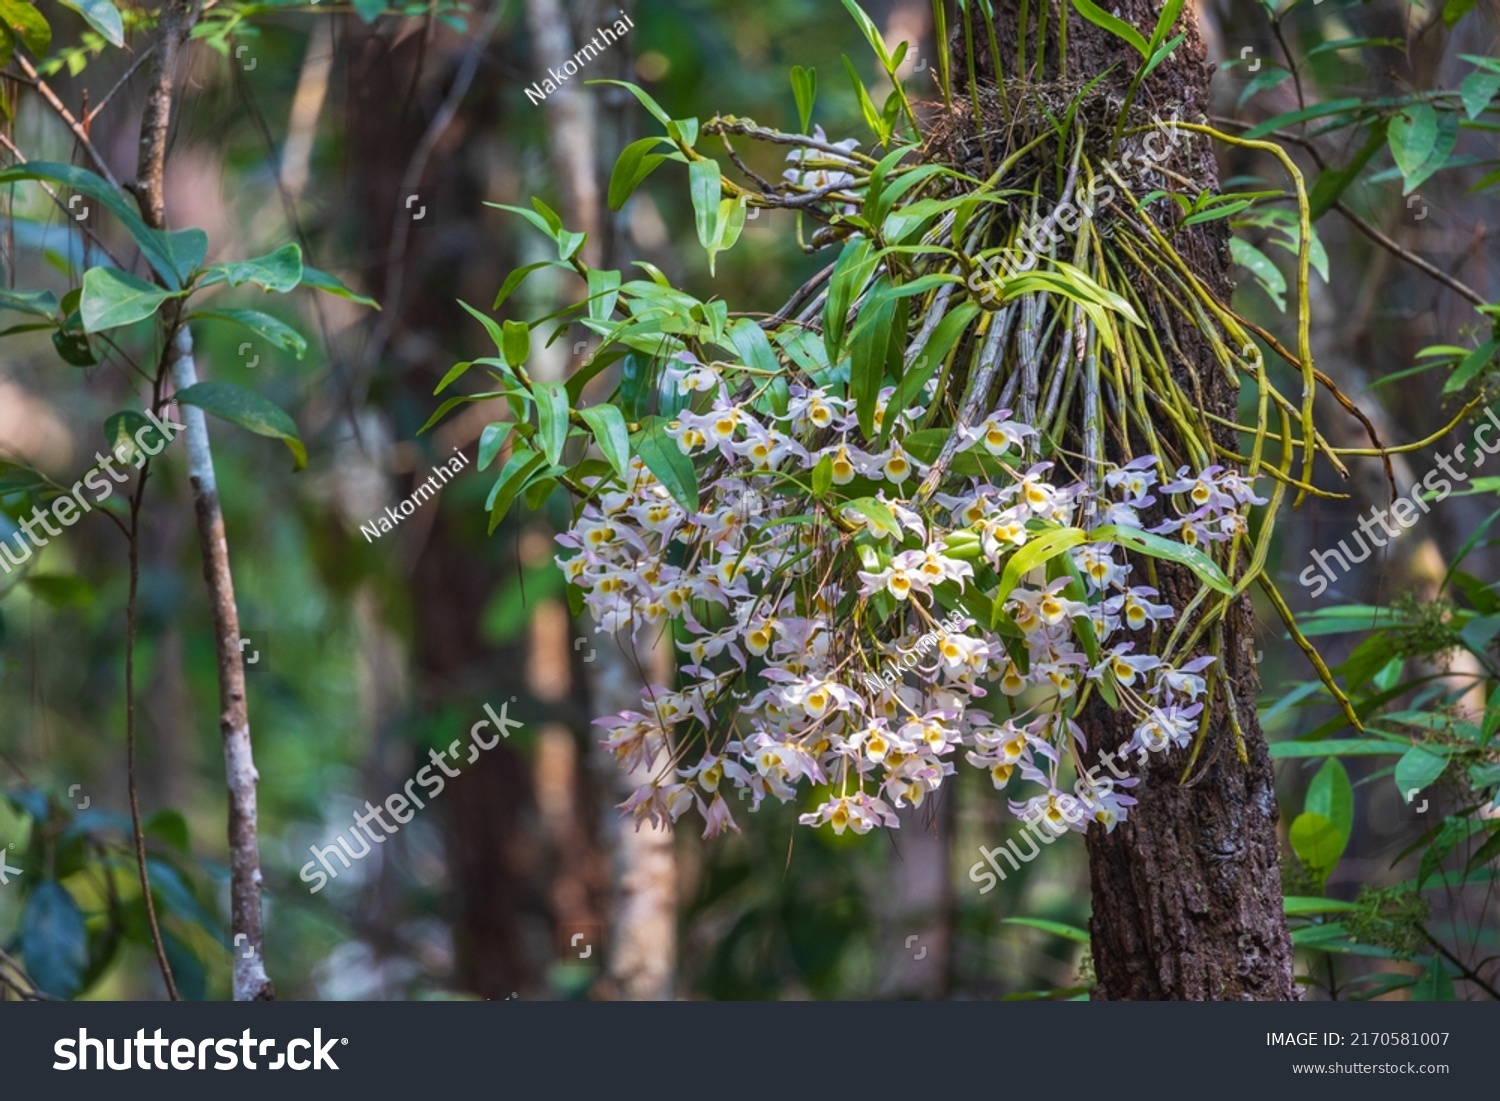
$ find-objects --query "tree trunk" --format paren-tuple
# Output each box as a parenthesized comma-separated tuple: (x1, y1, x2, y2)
(963, 0, 1299, 1000)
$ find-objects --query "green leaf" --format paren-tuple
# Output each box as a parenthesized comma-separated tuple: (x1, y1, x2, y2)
(1283, 896, 1358, 915)
(0, 0, 50, 57)
(725, 316, 781, 375)
(477, 422, 513, 472)
(1441, 337, 1497, 395)
(1309, 120, 1388, 220)
(1229, 238, 1286, 312)
(1290, 811, 1345, 876)
(301, 265, 378, 308)
(842, 497, 902, 539)
(175, 381, 307, 471)
(55, 0, 123, 47)
(103, 410, 156, 462)
(487, 448, 546, 532)
(1394, 745, 1448, 799)
(688, 157, 723, 253)
(823, 238, 877, 365)
(841, 54, 888, 144)
(1001, 917, 1090, 945)
(1460, 69, 1500, 121)
(579, 403, 630, 479)
(1397, 110, 1459, 195)
(586, 79, 671, 127)
(162, 227, 208, 283)
(188, 309, 307, 358)
(80, 267, 172, 333)
(1086, 524, 1234, 594)
(20, 881, 87, 998)
(1145, 0, 1185, 58)
(1305, 757, 1353, 844)
(533, 380, 569, 468)
(501, 320, 530, 367)
(994, 527, 1089, 626)
(1269, 738, 1406, 759)
(199, 243, 303, 294)
(839, 0, 891, 68)
(0, 162, 183, 286)
(144, 808, 191, 854)
(790, 65, 817, 135)
(849, 278, 896, 439)
(0, 287, 58, 317)
(1411, 955, 1456, 1000)
(1069, 0, 1148, 57)
(635, 419, 699, 511)
(1443, 0, 1480, 28)
(1388, 104, 1438, 182)
(608, 137, 668, 211)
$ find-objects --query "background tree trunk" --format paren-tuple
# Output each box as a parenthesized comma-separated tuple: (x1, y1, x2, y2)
(963, 0, 1299, 1000)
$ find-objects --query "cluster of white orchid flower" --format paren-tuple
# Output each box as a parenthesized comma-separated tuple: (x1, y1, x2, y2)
(557, 355, 1265, 842)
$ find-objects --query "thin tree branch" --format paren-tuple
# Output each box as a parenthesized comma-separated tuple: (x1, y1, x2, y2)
(15, 56, 120, 190)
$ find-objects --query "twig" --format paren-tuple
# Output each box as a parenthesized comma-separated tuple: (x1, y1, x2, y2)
(15, 56, 120, 190)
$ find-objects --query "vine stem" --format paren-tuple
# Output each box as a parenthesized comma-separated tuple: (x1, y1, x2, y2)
(125, 448, 179, 1001)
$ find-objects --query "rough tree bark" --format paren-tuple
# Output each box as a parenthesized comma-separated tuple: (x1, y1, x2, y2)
(962, 0, 1299, 1000)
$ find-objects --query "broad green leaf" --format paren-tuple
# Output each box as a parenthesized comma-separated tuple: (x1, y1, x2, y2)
(1289, 811, 1345, 875)
(634, 419, 699, 511)
(1305, 757, 1353, 844)
(534, 380, 569, 467)
(80, 267, 172, 333)
(199, 243, 303, 294)
(1394, 744, 1448, 798)
(1460, 69, 1500, 121)
(1229, 237, 1286, 312)
(1309, 120, 1388, 220)
(994, 527, 1088, 625)
(585, 268, 621, 324)
(579, 403, 630, 479)
(55, 0, 123, 47)
(103, 410, 150, 463)
(1069, 0, 1148, 57)
(1388, 104, 1438, 182)
(175, 381, 307, 471)
(162, 227, 208, 283)
(301, 265, 378, 308)
(688, 158, 723, 253)
(0, 0, 50, 57)
(19, 881, 87, 999)
(0, 156, 192, 286)
(1086, 524, 1234, 594)
(0, 287, 58, 317)
(188, 309, 307, 358)
(491, 261, 551, 311)
(1397, 110, 1459, 195)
